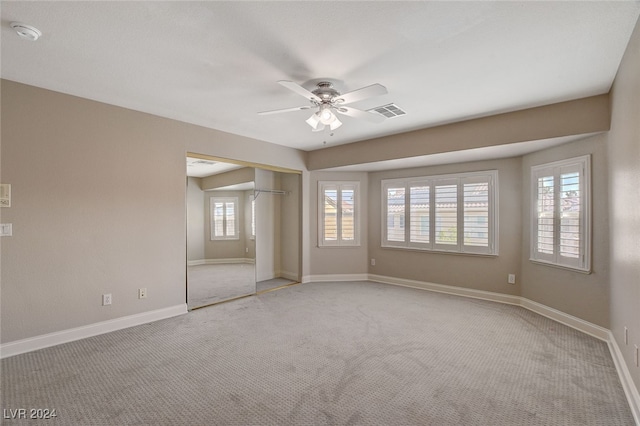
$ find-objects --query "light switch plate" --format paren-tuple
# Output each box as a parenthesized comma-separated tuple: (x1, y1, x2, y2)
(0, 223, 12, 237)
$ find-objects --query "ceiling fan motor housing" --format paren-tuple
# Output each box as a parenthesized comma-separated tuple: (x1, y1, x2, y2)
(257, 79, 388, 132)
(312, 81, 341, 104)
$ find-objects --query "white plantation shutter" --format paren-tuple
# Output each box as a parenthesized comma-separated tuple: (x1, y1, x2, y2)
(434, 181, 458, 250)
(409, 184, 430, 246)
(323, 186, 338, 242)
(319, 182, 360, 247)
(559, 168, 581, 262)
(462, 176, 492, 253)
(382, 171, 497, 255)
(536, 175, 555, 259)
(213, 201, 224, 238)
(225, 202, 235, 236)
(341, 187, 355, 242)
(211, 197, 239, 240)
(384, 184, 406, 245)
(531, 156, 590, 272)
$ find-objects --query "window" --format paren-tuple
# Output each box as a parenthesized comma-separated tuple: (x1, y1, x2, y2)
(210, 197, 239, 240)
(319, 181, 360, 247)
(382, 170, 498, 255)
(531, 155, 590, 272)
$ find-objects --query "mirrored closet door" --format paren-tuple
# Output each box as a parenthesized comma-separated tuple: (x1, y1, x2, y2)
(186, 154, 301, 309)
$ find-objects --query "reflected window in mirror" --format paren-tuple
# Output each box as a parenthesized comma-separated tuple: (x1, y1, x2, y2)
(211, 197, 239, 240)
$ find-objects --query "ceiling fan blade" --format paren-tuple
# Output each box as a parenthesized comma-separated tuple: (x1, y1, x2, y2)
(278, 80, 322, 103)
(336, 106, 386, 123)
(334, 83, 387, 105)
(258, 105, 314, 115)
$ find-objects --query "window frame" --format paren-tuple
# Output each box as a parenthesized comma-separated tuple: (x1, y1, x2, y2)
(210, 196, 240, 241)
(530, 155, 591, 273)
(318, 181, 360, 247)
(382, 170, 498, 255)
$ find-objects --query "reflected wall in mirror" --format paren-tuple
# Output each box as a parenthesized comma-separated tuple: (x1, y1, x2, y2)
(186, 158, 256, 309)
(254, 169, 301, 293)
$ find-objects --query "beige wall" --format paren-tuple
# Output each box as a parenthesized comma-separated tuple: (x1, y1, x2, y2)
(1, 81, 186, 342)
(368, 158, 522, 295)
(255, 169, 280, 282)
(201, 167, 254, 190)
(607, 17, 640, 391)
(520, 134, 610, 327)
(0, 80, 306, 343)
(307, 95, 610, 170)
(186, 177, 205, 261)
(308, 171, 369, 277)
(280, 173, 301, 280)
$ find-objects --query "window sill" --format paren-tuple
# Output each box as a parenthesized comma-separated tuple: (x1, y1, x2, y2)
(381, 245, 498, 258)
(529, 259, 591, 274)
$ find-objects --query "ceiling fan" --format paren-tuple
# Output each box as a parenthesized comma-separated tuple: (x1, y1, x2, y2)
(258, 80, 388, 131)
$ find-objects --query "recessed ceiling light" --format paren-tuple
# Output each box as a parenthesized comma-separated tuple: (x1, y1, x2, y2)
(10, 22, 42, 41)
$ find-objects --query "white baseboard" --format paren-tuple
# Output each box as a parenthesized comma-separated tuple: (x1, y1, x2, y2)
(608, 332, 640, 425)
(0, 304, 187, 359)
(188, 258, 254, 266)
(307, 273, 369, 283)
(369, 274, 521, 306)
(519, 298, 610, 341)
(279, 270, 300, 281)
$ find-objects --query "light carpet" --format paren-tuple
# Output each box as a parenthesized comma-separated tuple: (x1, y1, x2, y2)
(1, 281, 634, 425)
(187, 263, 255, 308)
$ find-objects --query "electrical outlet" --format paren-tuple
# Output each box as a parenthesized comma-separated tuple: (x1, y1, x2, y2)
(624, 327, 628, 345)
(102, 294, 112, 306)
(138, 288, 147, 299)
(371, 258, 376, 266)
(508, 274, 516, 284)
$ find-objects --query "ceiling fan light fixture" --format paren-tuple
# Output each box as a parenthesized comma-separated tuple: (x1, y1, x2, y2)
(320, 109, 333, 123)
(329, 117, 342, 131)
(305, 112, 321, 129)
(319, 104, 337, 125)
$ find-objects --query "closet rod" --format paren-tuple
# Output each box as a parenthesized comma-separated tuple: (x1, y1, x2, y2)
(253, 189, 289, 199)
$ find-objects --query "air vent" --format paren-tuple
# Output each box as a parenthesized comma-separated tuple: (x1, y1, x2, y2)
(187, 158, 216, 167)
(368, 103, 407, 118)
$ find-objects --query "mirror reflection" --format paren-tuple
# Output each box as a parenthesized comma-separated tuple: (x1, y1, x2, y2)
(254, 168, 300, 293)
(186, 159, 256, 309)
(186, 156, 301, 309)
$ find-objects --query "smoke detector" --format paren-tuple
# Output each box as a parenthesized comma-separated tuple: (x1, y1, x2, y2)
(10, 22, 42, 41)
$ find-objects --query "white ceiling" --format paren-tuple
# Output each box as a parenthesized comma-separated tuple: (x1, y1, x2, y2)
(205, 182, 255, 192)
(186, 157, 243, 178)
(2, 2, 639, 154)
